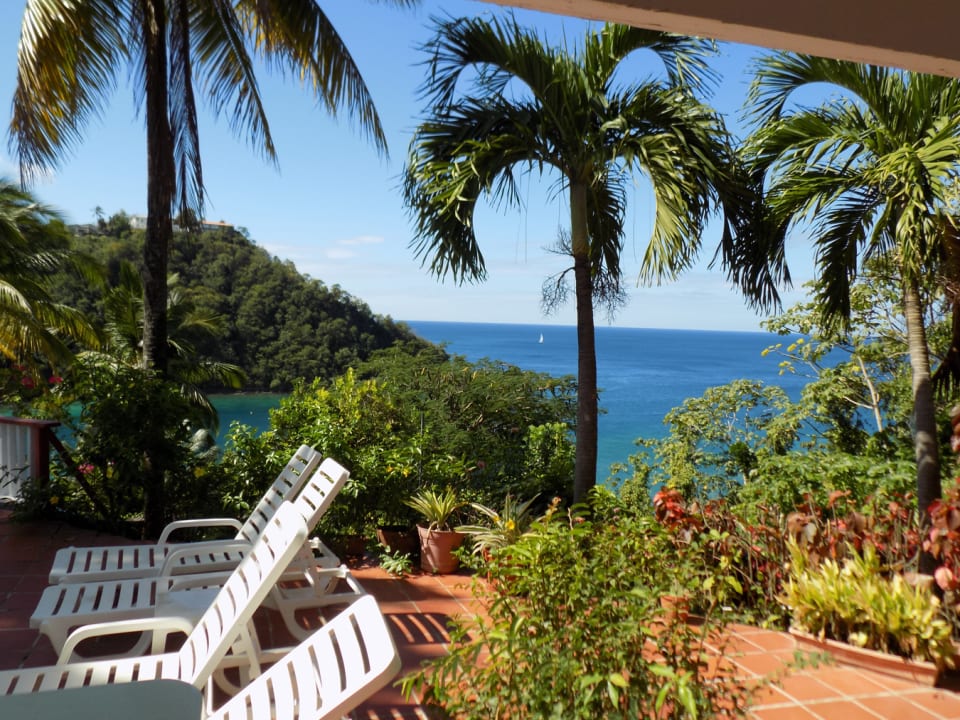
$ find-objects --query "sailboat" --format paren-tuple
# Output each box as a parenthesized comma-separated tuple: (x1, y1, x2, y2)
(538, 333, 544, 344)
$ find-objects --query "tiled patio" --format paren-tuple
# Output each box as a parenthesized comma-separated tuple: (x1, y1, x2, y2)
(3, 506, 960, 719)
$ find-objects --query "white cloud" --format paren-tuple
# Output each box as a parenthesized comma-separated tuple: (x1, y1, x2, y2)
(324, 248, 356, 260)
(338, 234, 384, 246)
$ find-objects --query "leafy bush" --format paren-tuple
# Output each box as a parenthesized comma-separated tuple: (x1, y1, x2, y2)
(263, 346, 576, 536)
(739, 451, 916, 514)
(644, 486, 922, 628)
(37, 357, 217, 535)
(783, 543, 955, 668)
(403, 490, 763, 719)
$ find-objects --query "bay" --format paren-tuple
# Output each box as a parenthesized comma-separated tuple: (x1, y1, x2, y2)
(405, 321, 807, 480)
(210, 321, 807, 481)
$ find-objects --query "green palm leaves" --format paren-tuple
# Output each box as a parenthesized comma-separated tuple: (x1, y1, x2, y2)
(404, 17, 748, 499)
(742, 54, 960, 538)
(11, 0, 414, 374)
(0, 179, 99, 367)
(743, 54, 960, 320)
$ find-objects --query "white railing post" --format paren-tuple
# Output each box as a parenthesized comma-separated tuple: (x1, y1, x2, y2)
(0, 417, 60, 501)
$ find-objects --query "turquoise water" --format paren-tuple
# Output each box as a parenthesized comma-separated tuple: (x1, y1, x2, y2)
(210, 392, 283, 436)
(211, 322, 808, 480)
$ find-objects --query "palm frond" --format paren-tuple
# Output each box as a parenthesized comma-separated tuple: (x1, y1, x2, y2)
(11, 0, 126, 182)
(238, 0, 389, 154)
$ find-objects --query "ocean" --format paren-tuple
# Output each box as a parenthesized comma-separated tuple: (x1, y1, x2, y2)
(212, 321, 808, 481)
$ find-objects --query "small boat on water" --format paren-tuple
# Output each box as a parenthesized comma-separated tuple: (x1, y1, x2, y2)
(538, 333, 544, 344)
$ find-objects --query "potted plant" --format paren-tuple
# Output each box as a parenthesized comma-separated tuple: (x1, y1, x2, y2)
(782, 541, 956, 683)
(406, 486, 466, 573)
(458, 494, 538, 558)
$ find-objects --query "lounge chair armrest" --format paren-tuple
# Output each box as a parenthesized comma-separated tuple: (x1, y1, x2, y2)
(58, 615, 195, 663)
(157, 517, 244, 545)
(159, 539, 252, 578)
(315, 565, 366, 592)
(163, 570, 234, 593)
(152, 567, 234, 595)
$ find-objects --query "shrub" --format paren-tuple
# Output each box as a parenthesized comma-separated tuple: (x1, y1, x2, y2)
(783, 543, 955, 668)
(38, 358, 217, 534)
(265, 348, 577, 536)
(403, 490, 763, 719)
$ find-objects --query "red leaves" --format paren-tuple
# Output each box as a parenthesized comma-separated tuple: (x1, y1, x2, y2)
(924, 480, 960, 592)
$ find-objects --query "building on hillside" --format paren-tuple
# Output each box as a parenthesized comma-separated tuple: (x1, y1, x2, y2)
(128, 214, 234, 232)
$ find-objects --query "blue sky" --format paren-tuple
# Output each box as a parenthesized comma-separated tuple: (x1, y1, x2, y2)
(0, 0, 814, 331)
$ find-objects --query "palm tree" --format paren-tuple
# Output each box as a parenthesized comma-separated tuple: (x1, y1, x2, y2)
(10, 0, 416, 376)
(10, 0, 414, 536)
(403, 17, 751, 502)
(93, 260, 245, 430)
(0, 179, 100, 370)
(742, 55, 960, 565)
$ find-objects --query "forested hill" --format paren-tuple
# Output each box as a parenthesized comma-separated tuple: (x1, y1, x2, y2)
(54, 215, 428, 391)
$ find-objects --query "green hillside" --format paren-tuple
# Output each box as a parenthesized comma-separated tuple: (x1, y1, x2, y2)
(54, 214, 427, 391)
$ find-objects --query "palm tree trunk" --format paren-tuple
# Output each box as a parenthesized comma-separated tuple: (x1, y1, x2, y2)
(570, 181, 598, 504)
(141, 0, 172, 377)
(140, 0, 174, 537)
(903, 274, 941, 574)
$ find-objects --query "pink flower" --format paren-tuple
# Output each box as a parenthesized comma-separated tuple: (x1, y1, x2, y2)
(935, 565, 956, 591)
(48, 375, 63, 385)
(20, 376, 35, 389)
(78, 463, 94, 475)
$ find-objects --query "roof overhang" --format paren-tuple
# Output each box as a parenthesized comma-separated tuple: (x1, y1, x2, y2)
(487, 0, 960, 78)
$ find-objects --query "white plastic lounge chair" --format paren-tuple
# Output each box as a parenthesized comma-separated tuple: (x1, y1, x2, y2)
(0, 502, 309, 716)
(49, 444, 322, 584)
(32, 457, 361, 655)
(208, 595, 401, 720)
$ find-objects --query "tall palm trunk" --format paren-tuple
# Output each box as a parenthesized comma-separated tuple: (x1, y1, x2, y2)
(141, 0, 174, 537)
(570, 181, 598, 503)
(903, 273, 941, 573)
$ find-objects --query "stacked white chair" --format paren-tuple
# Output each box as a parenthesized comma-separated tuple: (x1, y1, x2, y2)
(32, 457, 362, 656)
(208, 595, 401, 720)
(48, 445, 323, 584)
(0, 502, 309, 716)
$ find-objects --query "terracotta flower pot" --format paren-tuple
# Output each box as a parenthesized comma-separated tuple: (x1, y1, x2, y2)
(376, 525, 419, 557)
(418, 525, 465, 574)
(789, 627, 940, 686)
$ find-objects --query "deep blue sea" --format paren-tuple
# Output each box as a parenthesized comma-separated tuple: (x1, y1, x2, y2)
(214, 322, 808, 481)
(406, 322, 808, 479)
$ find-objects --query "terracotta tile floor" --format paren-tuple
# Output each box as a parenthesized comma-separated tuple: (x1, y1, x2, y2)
(4, 506, 960, 719)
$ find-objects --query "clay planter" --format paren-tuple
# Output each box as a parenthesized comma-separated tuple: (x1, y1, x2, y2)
(326, 534, 367, 560)
(376, 526, 419, 557)
(418, 525, 465, 574)
(789, 628, 940, 686)
(659, 594, 691, 623)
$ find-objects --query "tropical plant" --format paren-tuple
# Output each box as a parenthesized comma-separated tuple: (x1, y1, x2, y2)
(10, 0, 416, 536)
(457, 493, 539, 556)
(761, 260, 915, 454)
(0, 179, 100, 374)
(89, 259, 245, 429)
(403, 18, 754, 503)
(10, 0, 415, 375)
(741, 55, 960, 569)
(403, 489, 762, 718)
(783, 542, 955, 668)
(45, 355, 217, 535)
(405, 486, 465, 532)
(629, 379, 802, 502)
(377, 546, 413, 577)
(264, 348, 577, 528)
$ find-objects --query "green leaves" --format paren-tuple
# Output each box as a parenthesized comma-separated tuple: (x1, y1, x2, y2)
(403, 490, 759, 718)
(783, 543, 956, 667)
